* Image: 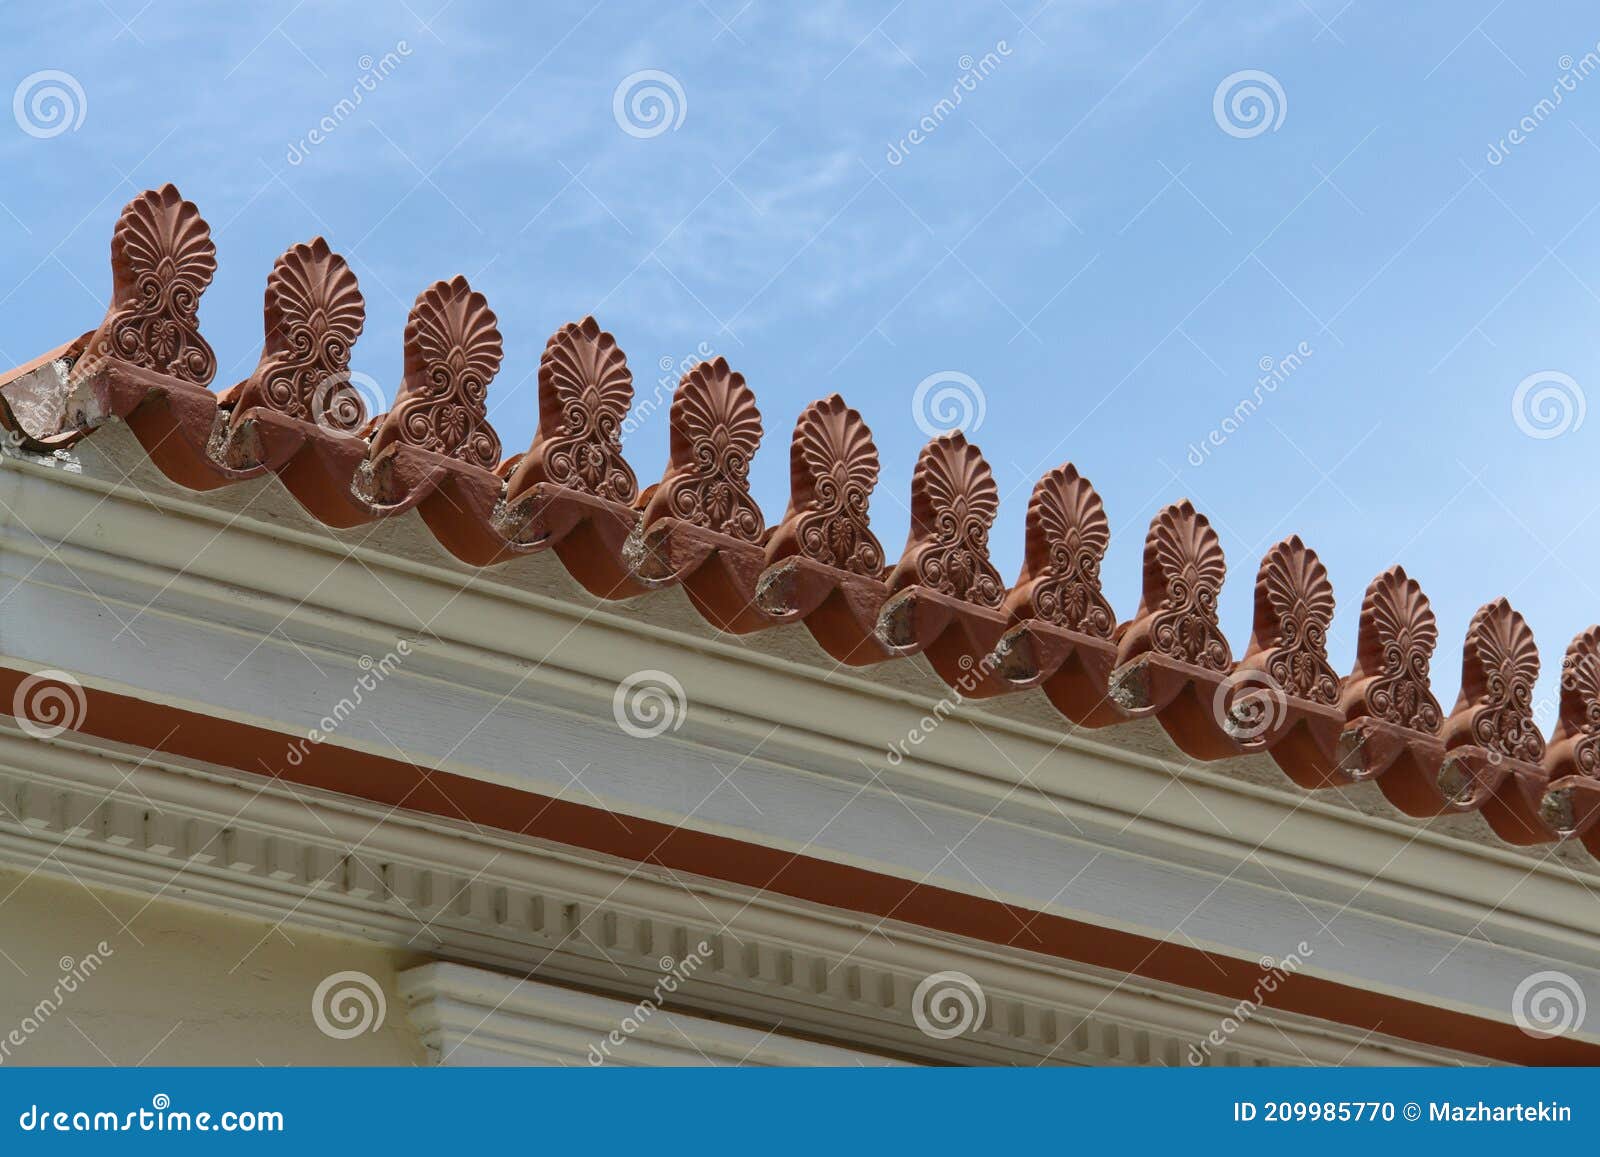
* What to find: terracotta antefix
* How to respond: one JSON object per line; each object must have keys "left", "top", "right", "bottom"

{"left": 757, "top": 395, "right": 893, "bottom": 666}
{"left": 633, "top": 357, "right": 772, "bottom": 632}
{"left": 5, "top": 181, "right": 1600, "bottom": 855}
{"left": 1433, "top": 599, "right": 1547, "bottom": 833}
{"left": 222, "top": 238, "right": 366, "bottom": 429}
{"left": 989, "top": 464, "right": 1121, "bottom": 726}
{"left": 497, "top": 316, "right": 649, "bottom": 599}
{"left": 1544, "top": 627, "right": 1600, "bottom": 850}
{"left": 369, "top": 275, "right": 503, "bottom": 471}
{"left": 1108, "top": 500, "right": 1240, "bottom": 759}
{"left": 506, "top": 315, "right": 638, "bottom": 506}
{"left": 1233, "top": 537, "right": 1347, "bottom": 786}
{"left": 877, "top": 433, "right": 1012, "bottom": 697}
{"left": 78, "top": 183, "right": 217, "bottom": 388}
{"left": 1335, "top": 567, "right": 1448, "bottom": 811}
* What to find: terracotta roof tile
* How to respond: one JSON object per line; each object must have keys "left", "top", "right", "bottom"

{"left": 10, "top": 184, "right": 1600, "bottom": 860}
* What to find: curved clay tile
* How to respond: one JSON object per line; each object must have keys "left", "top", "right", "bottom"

{"left": 1245, "top": 536, "right": 1338, "bottom": 705}
{"left": 77, "top": 183, "right": 216, "bottom": 386}
{"left": 222, "top": 238, "right": 365, "bottom": 428}
{"left": 887, "top": 433, "right": 1003, "bottom": 608}
{"left": 1003, "top": 464, "right": 1114, "bottom": 637}
{"left": 505, "top": 316, "right": 638, "bottom": 505}
{"left": 641, "top": 357, "right": 764, "bottom": 542}
{"left": 766, "top": 394, "right": 884, "bottom": 576}
{"left": 369, "top": 276, "right": 503, "bottom": 470}
{"left": 1341, "top": 566, "right": 1442, "bottom": 734}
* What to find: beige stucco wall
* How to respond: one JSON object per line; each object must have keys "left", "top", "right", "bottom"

{"left": 0, "top": 867, "right": 426, "bottom": 1065}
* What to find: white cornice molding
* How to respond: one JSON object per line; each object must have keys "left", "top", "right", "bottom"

{"left": 1, "top": 439, "right": 1596, "bottom": 937}
{"left": 0, "top": 432, "right": 1594, "bottom": 1058}
{"left": 399, "top": 963, "right": 908, "bottom": 1067}
{"left": 0, "top": 726, "right": 1476, "bottom": 1067}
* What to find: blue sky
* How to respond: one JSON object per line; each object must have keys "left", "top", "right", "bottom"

{"left": 3, "top": 0, "right": 1600, "bottom": 715}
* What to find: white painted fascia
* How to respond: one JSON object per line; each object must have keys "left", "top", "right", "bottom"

{"left": 0, "top": 726, "right": 1471, "bottom": 1066}
{"left": 0, "top": 430, "right": 1595, "bottom": 1047}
